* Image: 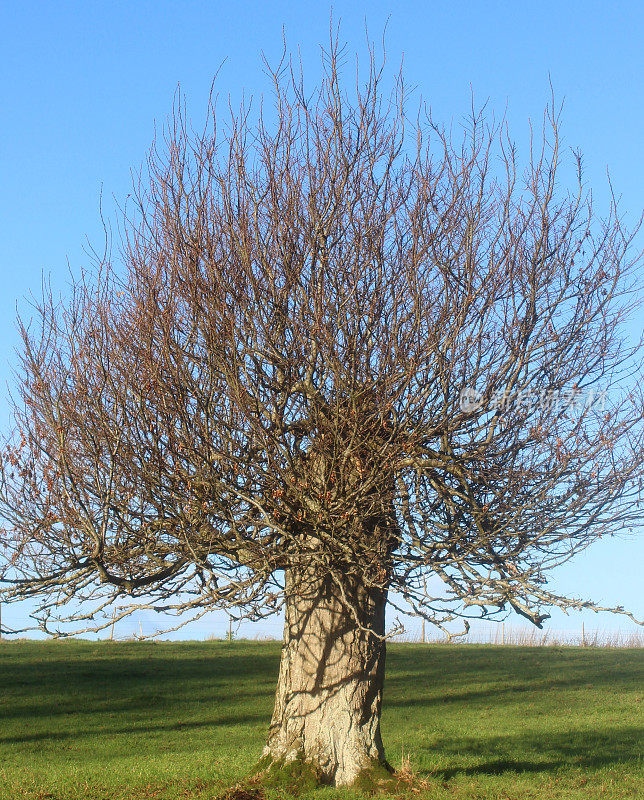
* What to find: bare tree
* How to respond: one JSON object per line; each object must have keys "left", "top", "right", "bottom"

{"left": 1, "top": 37, "right": 643, "bottom": 785}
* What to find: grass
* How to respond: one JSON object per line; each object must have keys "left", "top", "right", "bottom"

{"left": 0, "top": 639, "right": 641, "bottom": 799}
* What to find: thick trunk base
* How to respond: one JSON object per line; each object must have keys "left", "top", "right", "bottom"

{"left": 264, "top": 567, "right": 389, "bottom": 786}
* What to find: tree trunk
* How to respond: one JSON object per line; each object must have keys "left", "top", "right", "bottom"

{"left": 263, "top": 565, "right": 389, "bottom": 786}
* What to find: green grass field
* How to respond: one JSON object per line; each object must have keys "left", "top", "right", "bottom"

{"left": 0, "top": 640, "right": 641, "bottom": 799}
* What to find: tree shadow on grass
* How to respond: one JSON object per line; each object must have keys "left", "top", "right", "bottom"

{"left": 422, "top": 727, "right": 644, "bottom": 779}
{"left": 0, "top": 641, "right": 278, "bottom": 759}
{"left": 384, "top": 645, "right": 643, "bottom": 779}
{"left": 0, "top": 641, "right": 280, "bottom": 723}
{"left": 385, "top": 645, "right": 644, "bottom": 707}
{"left": 0, "top": 713, "right": 266, "bottom": 745}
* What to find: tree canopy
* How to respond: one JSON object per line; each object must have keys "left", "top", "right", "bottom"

{"left": 1, "top": 42, "right": 643, "bottom": 640}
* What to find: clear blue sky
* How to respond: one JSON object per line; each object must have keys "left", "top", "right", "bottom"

{"left": 0, "top": 1, "right": 642, "bottom": 639}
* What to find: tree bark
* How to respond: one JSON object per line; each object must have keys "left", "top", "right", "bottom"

{"left": 263, "top": 565, "right": 389, "bottom": 786}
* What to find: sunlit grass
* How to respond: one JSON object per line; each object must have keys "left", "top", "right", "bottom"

{"left": 0, "top": 640, "right": 641, "bottom": 798}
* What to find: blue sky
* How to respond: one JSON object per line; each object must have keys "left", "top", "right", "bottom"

{"left": 0, "top": 1, "right": 642, "bottom": 639}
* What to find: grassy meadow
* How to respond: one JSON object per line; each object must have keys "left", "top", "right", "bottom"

{"left": 0, "top": 639, "right": 642, "bottom": 799}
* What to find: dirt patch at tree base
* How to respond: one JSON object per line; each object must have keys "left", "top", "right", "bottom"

{"left": 215, "top": 783, "right": 267, "bottom": 800}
